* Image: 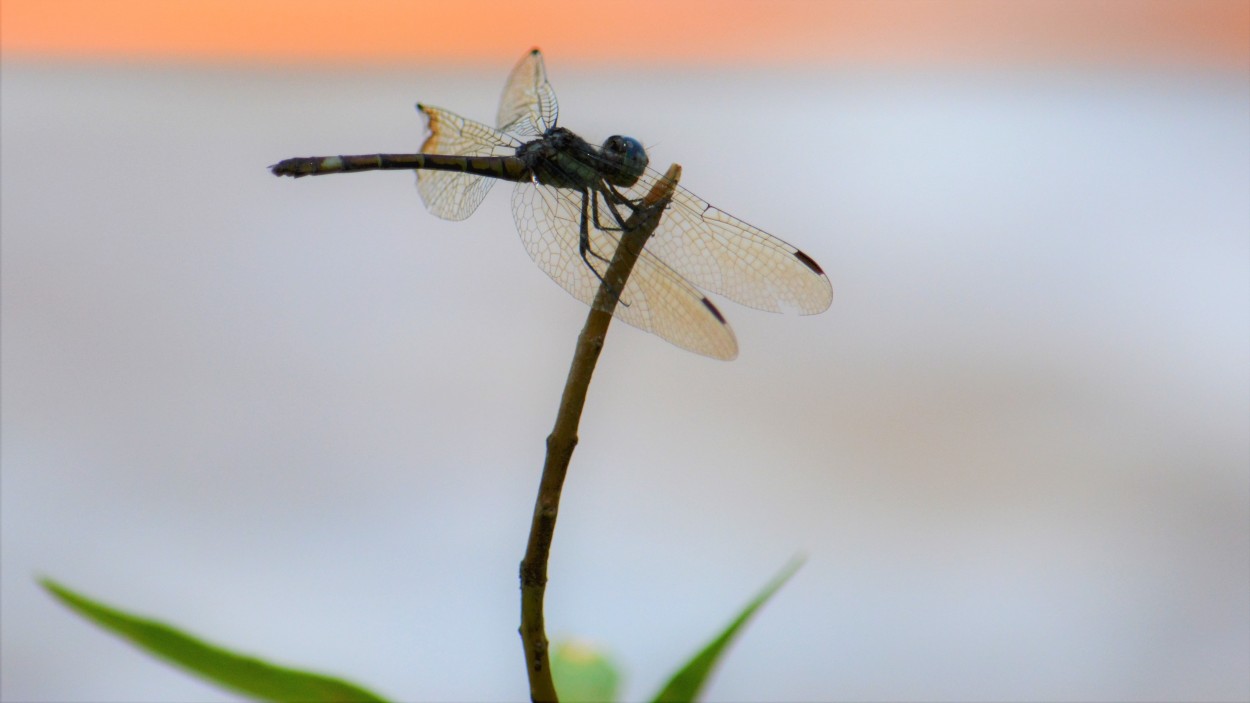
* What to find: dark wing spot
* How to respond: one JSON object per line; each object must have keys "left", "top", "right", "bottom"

{"left": 701, "top": 297, "right": 728, "bottom": 325}
{"left": 792, "top": 249, "right": 824, "bottom": 275}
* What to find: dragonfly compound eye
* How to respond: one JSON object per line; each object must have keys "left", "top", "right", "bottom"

{"left": 601, "top": 135, "right": 649, "bottom": 187}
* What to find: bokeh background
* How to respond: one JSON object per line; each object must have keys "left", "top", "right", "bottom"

{"left": 3, "top": 1, "right": 1248, "bottom": 701}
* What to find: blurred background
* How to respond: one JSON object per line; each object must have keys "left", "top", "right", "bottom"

{"left": 3, "top": 1, "right": 1247, "bottom": 701}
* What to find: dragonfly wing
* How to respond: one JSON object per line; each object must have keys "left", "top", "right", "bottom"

{"left": 416, "top": 105, "right": 518, "bottom": 221}
{"left": 497, "top": 49, "right": 559, "bottom": 137}
{"left": 512, "top": 182, "right": 738, "bottom": 360}
{"left": 620, "top": 169, "right": 833, "bottom": 315}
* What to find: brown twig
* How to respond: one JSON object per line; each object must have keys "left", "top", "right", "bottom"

{"left": 518, "top": 164, "right": 683, "bottom": 702}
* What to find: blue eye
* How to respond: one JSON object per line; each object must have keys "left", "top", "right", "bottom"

{"left": 602, "top": 135, "right": 648, "bottom": 187}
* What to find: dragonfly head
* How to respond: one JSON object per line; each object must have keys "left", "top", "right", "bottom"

{"left": 600, "top": 135, "right": 648, "bottom": 187}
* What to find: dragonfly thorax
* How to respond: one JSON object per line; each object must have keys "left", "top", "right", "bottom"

{"left": 515, "top": 127, "right": 648, "bottom": 191}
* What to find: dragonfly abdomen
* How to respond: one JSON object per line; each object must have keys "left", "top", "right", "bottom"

{"left": 271, "top": 153, "right": 530, "bottom": 181}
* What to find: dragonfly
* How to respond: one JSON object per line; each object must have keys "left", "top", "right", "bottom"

{"left": 271, "top": 49, "right": 832, "bottom": 360}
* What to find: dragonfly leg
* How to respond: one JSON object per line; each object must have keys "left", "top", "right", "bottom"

{"left": 592, "top": 189, "right": 646, "bottom": 304}
{"left": 591, "top": 185, "right": 640, "bottom": 234}
{"left": 577, "top": 190, "right": 612, "bottom": 277}
{"left": 579, "top": 189, "right": 615, "bottom": 269}
{"left": 577, "top": 189, "right": 632, "bottom": 307}
{"left": 607, "top": 183, "right": 641, "bottom": 216}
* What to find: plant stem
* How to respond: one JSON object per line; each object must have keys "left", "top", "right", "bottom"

{"left": 518, "top": 164, "right": 683, "bottom": 702}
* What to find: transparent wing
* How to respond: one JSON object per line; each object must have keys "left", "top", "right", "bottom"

{"left": 614, "top": 168, "right": 834, "bottom": 315}
{"left": 416, "top": 105, "right": 520, "bottom": 221}
{"left": 512, "top": 182, "right": 739, "bottom": 360}
{"left": 497, "top": 48, "right": 559, "bottom": 136}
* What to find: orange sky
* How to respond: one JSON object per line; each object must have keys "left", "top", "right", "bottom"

{"left": 3, "top": 0, "right": 1248, "bottom": 69}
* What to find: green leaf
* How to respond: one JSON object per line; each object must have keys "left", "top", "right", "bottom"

{"left": 40, "top": 578, "right": 389, "bottom": 703}
{"left": 551, "top": 639, "right": 623, "bottom": 702}
{"left": 650, "top": 556, "right": 805, "bottom": 703}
